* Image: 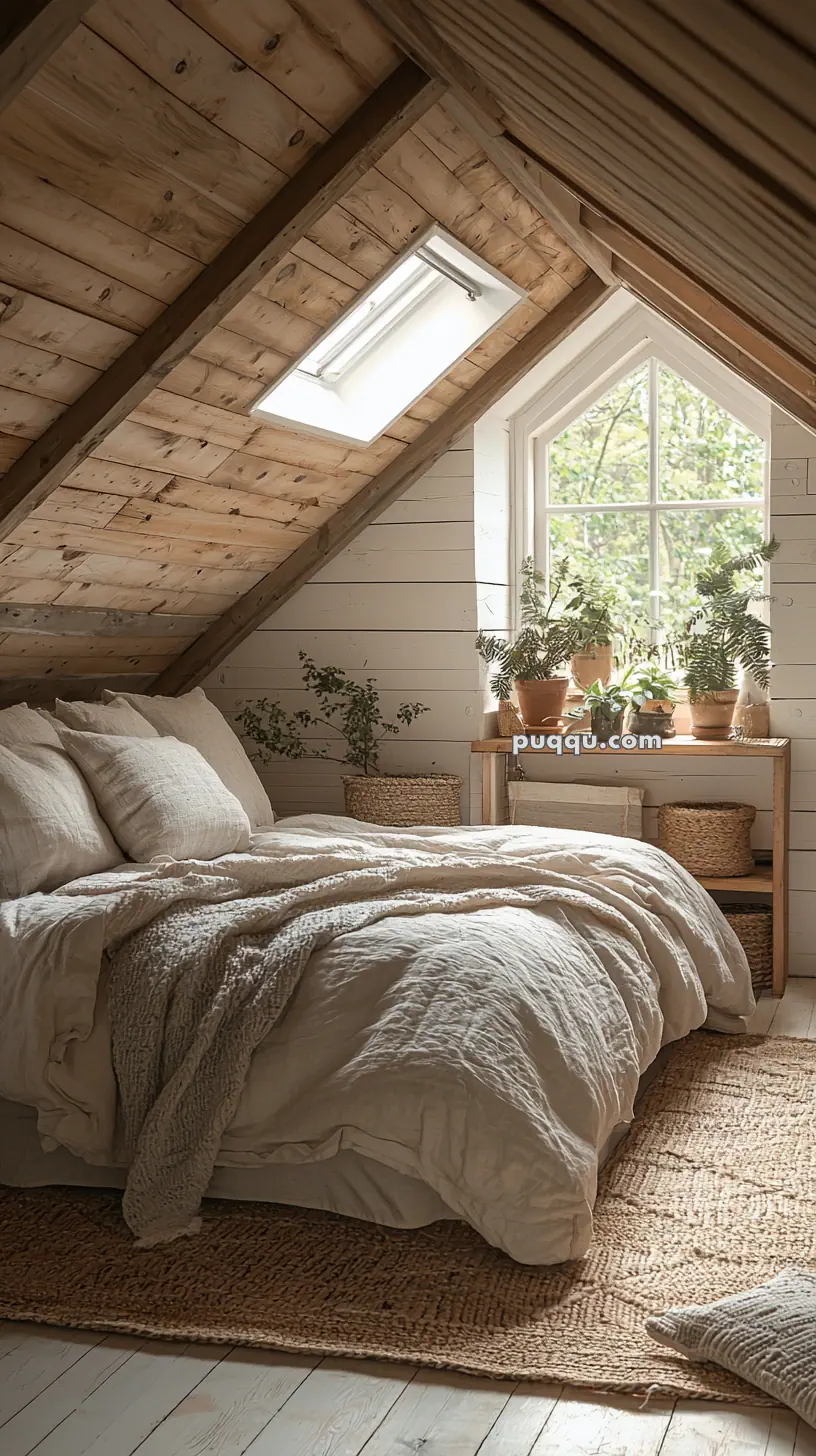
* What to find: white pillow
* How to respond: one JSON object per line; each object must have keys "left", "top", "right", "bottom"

{"left": 0, "top": 742, "right": 122, "bottom": 896}
{"left": 60, "top": 730, "right": 251, "bottom": 862}
{"left": 54, "top": 698, "right": 158, "bottom": 736}
{"left": 103, "top": 687, "right": 274, "bottom": 829}
{"left": 646, "top": 1268, "right": 816, "bottom": 1425}
{"left": 0, "top": 703, "right": 63, "bottom": 748}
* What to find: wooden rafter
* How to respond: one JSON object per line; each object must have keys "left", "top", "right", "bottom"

{"left": 364, "top": 0, "right": 614, "bottom": 283}
{"left": 152, "top": 275, "right": 612, "bottom": 696}
{"left": 0, "top": 59, "right": 443, "bottom": 543}
{"left": 0, "top": 1, "right": 91, "bottom": 113}
{"left": 616, "top": 261, "right": 816, "bottom": 433}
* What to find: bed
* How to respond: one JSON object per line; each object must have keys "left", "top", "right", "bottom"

{"left": 0, "top": 814, "right": 755, "bottom": 1265}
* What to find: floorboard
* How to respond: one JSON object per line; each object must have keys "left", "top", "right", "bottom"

{"left": 1, "top": 979, "right": 814, "bottom": 1455}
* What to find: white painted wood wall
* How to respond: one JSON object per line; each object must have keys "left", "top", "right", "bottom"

{"left": 205, "top": 430, "right": 494, "bottom": 824}
{"left": 769, "top": 405, "right": 816, "bottom": 975}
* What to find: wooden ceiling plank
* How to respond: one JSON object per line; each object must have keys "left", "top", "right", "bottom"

{"left": 84, "top": 0, "right": 329, "bottom": 173}
{"left": 0, "top": 1, "right": 91, "bottom": 113}
{"left": 545, "top": 0, "right": 816, "bottom": 208}
{"left": 364, "top": 0, "right": 615, "bottom": 282}
{"left": 0, "top": 59, "right": 442, "bottom": 542}
{"left": 6, "top": 517, "right": 290, "bottom": 572}
{"left": 409, "top": 0, "right": 816, "bottom": 351}
{"left": 152, "top": 273, "right": 612, "bottom": 695}
{"left": 0, "top": 602, "right": 213, "bottom": 637}
{"left": 616, "top": 261, "right": 816, "bottom": 433}
{"left": 0, "top": 283, "right": 133, "bottom": 370}
{"left": 583, "top": 209, "right": 816, "bottom": 408}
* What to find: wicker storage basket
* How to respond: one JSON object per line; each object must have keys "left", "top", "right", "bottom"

{"left": 498, "top": 700, "right": 523, "bottom": 736}
{"left": 343, "top": 773, "right": 461, "bottom": 827}
{"left": 657, "top": 801, "right": 755, "bottom": 877}
{"left": 721, "top": 903, "right": 773, "bottom": 995}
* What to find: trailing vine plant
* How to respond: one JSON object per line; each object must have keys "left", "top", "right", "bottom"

{"left": 236, "top": 652, "right": 429, "bottom": 776}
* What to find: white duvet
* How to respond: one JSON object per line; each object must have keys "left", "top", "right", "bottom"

{"left": 0, "top": 817, "right": 754, "bottom": 1263}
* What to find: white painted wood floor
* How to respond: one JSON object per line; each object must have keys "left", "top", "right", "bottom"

{"left": 2, "top": 981, "right": 815, "bottom": 1456}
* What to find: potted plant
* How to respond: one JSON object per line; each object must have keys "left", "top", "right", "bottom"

{"left": 672, "top": 540, "right": 778, "bottom": 740}
{"left": 580, "top": 678, "right": 630, "bottom": 743}
{"left": 236, "top": 654, "right": 461, "bottom": 825}
{"left": 477, "top": 557, "right": 583, "bottom": 728}
{"left": 627, "top": 664, "right": 678, "bottom": 739}
{"left": 565, "top": 568, "right": 619, "bottom": 690}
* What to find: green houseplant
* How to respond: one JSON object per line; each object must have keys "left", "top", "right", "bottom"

{"left": 627, "top": 663, "right": 679, "bottom": 739}
{"left": 580, "top": 677, "right": 630, "bottom": 743}
{"left": 235, "top": 654, "right": 461, "bottom": 825}
{"left": 564, "top": 569, "right": 620, "bottom": 689}
{"left": 476, "top": 557, "right": 583, "bottom": 727}
{"left": 672, "top": 540, "right": 778, "bottom": 740}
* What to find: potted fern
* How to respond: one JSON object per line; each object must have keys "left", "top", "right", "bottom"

{"left": 673, "top": 541, "right": 778, "bottom": 740}
{"left": 477, "top": 557, "right": 583, "bottom": 728}
{"left": 565, "top": 569, "right": 619, "bottom": 690}
{"left": 236, "top": 654, "right": 461, "bottom": 825}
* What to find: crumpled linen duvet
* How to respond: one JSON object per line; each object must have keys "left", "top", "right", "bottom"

{"left": 0, "top": 817, "right": 754, "bottom": 1264}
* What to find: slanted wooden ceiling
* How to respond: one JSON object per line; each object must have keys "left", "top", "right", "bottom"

{"left": 0, "top": 0, "right": 605, "bottom": 705}
{"left": 368, "top": 0, "right": 816, "bottom": 422}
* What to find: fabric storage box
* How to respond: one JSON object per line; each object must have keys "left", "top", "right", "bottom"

{"left": 508, "top": 782, "right": 644, "bottom": 838}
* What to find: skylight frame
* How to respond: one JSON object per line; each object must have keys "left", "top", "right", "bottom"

{"left": 251, "top": 224, "right": 528, "bottom": 447}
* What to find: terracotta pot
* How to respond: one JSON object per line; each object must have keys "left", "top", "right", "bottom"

{"left": 515, "top": 676, "right": 569, "bottom": 728}
{"left": 734, "top": 701, "right": 771, "bottom": 739}
{"left": 571, "top": 643, "right": 614, "bottom": 691}
{"left": 689, "top": 688, "right": 739, "bottom": 741}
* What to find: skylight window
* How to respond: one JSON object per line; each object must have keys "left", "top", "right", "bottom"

{"left": 252, "top": 226, "right": 527, "bottom": 447}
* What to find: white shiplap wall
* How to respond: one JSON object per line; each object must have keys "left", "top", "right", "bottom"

{"left": 770, "top": 405, "right": 816, "bottom": 975}
{"left": 204, "top": 431, "right": 493, "bottom": 822}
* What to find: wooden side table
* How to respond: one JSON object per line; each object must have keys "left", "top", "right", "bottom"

{"left": 472, "top": 735, "right": 791, "bottom": 996}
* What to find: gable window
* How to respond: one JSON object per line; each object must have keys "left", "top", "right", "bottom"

{"left": 253, "top": 226, "right": 526, "bottom": 447}
{"left": 533, "top": 357, "right": 766, "bottom": 642}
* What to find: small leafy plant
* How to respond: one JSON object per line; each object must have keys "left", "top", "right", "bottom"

{"left": 672, "top": 541, "right": 778, "bottom": 700}
{"left": 236, "top": 652, "right": 429, "bottom": 776}
{"left": 476, "top": 556, "right": 583, "bottom": 700}
{"left": 581, "top": 677, "right": 631, "bottom": 717}
{"left": 627, "top": 663, "right": 678, "bottom": 710}
{"left": 564, "top": 568, "right": 619, "bottom": 649}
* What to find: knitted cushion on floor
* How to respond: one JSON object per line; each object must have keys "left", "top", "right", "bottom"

{"left": 646, "top": 1269, "right": 816, "bottom": 1424}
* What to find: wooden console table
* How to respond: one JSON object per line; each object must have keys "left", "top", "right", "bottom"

{"left": 472, "top": 735, "right": 791, "bottom": 996}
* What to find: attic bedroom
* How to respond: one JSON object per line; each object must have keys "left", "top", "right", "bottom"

{"left": 1, "top": 0, "right": 815, "bottom": 1448}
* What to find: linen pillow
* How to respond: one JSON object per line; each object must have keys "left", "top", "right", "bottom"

{"left": 0, "top": 703, "right": 63, "bottom": 748}
{"left": 60, "top": 730, "right": 251, "bottom": 862}
{"left": 0, "top": 742, "right": 122, "bottom": 896}
{"left": 646, "top": 1268, "right": 816, "bottom": 1425}
{"left": 103, "top": 686, "right": 275, "bottom": 829}
{"left": 54, "top": 697, "right": 158, "bottom": 737}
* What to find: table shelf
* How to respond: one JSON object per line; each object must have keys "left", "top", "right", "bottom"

{"left": 472, "top": 735, "right": 790, "bottom": 996}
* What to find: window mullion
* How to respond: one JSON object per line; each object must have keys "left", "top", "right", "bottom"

{"left": 648, "top": 357, "right": 660, "bottom": 643}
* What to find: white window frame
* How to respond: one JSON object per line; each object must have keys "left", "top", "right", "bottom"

{"left": 510, "top": 308, "right": 771, "bottom": 635}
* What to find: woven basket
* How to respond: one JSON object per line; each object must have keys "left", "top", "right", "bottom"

{"left": 722, "top": 903, "right": 773, "bottom": 995}
{"left": 657, "top": 801, "right": 756, "bottom": 877}
{"left": 498, "top": 700, "right": 523, "bottom": 736}
{"left": 343, "top": 773, "right": 461, "bottom": 827}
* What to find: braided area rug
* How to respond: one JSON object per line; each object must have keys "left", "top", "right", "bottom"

{"left": 1, "top": 1033, "right": 815, "bottom": 1401}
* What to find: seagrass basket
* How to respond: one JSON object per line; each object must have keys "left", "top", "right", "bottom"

{"left": 657, "top": 801, "right": 755, "bottom": 877}
{"left": 343, "top": 773, "right": 462, "bottom": 827}
{"left": 721, "top": 903, "right": 773, "bottom": 995}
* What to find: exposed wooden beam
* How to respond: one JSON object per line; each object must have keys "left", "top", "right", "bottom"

{"left": 365, "top": 0, "right": 615, "bottom": 283}
{"left": 583, "top": 209, "right": 816, "bottom": 406}
{"left": 0, "top": 2, "right": 91, "bottom": 113}
{"left": 0, "top": 60, "right": 443, "bottom": 543}
{"left": 152, "top": 275, "right": 613, "bottom": 696}
{"left": 0, "top": 674, "right": 153, "bottom": 708}
{"left": 616, "top": 260, "right": 816, "bottom": 433}
{"left": 0, "top": 603, "right": 213, "bottom": 637}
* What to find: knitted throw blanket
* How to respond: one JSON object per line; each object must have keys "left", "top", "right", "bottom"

{"left": 107, "top": 860, "right": 638, "bottom": 1246}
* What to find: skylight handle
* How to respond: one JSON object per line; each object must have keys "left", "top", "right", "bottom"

{"left": 417, "top": 245, "right": 482, "bottom": 301}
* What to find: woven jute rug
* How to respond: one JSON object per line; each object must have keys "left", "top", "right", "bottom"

{"left": 2, "top": 1033, "right": 815, "bottom": 1401}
